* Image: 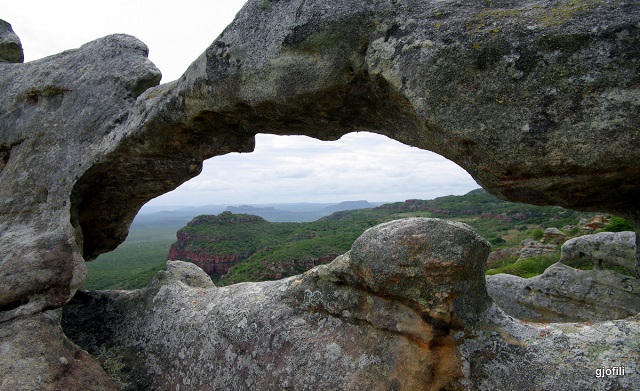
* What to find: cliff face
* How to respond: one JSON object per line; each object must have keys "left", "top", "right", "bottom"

{"left": 167, "top": 212, "right": 339, "bottom": 281}
{"left": 2, "top": 0, "right": 640, "bottom": 388}
{"left": 168, "top": 247, "right": 244, "bottom": 275}
{"left": 168, "top": 231, "right": 249, "bottom": 275}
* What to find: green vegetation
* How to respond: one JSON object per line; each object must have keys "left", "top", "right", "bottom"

{"left": 486, "top": 253, "right": 560, "bottom": 278}
{"left": 176, "top": 189, "right": 601, "bottom": 285}
{"left": 83, "top": 228, "right": 176, "bottom": 290}
{"left": 85, "top": 189, "right": 634, "bottom": 290}
{"left": 598, "top": 216, "right": 634, "bottom": 233}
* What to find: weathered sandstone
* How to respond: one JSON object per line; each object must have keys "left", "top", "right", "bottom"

{"left": 560, "top": 231, "right": 637, "bottom": 276}
{"left": 487, "top": 262, "right": 640, "bottom": 322}
{"left": 1, "top": 0, "right": 640, "bottom": 388}
{"left": 63, "top": 220, "right": 640, "bottom": 390}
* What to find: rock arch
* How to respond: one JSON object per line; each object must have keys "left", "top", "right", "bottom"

{"left": 1, "top": 0, "right": 640, "bottom": 388}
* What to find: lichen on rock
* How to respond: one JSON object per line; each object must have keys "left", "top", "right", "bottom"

{"left": 2, "top": 0, "right": 640, "bottom": 388}
{"left": 62, "top": 218, "right": 640, "bottom": 390}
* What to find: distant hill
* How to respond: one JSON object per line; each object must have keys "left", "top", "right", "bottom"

{"left": 320, "top": 200, "right": 379, "bottom": 213}
{"left": 132, "top": 200, "right": 385, "bottom": 228}
{"left": 168, "top": 189, "right": 597, "bottom": 286}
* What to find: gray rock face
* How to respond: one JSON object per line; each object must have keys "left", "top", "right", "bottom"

{"left": 63, "top": 221, "right": 640, "bottom": 390}
{"left": 2, "top": 0, "right": 640, "bottom": 388}
{"left": 63, "top": 220, "right": 491, "bottom": 390}
{"left": 518, "top": 238, "right": 559, "bottom": 260}
{"left": 0, "top": 32, "right": 161, "bottom": 389}
{"left": 0, "top": 20, "right": 23, "bottom": 63}
{"left": 487, "top": 263, "right": 640, "bottom": 322}
{"left": 0, "top": 33, "right": 161, "bottom": 324}
{"left": 560, "top": 231, "right": 637, "bottom": 276}
{"left": 347, "top": 218, "right": 491, "bottom": 326}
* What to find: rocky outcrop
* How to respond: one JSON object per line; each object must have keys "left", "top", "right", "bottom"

{"left": 0, "top": 32, "right": 161, "bottom": 325}
{"left": 579, "top": 214, "right": 611, "bottom": 233}
{"left": 2, "top": 0, "right": 640, "bottom": 388}
{"left": 167, "top": 249, "right": 244, "bottom": 275}
{"left": 0, "top": 20, "right": 22, "bottom": 63}
{"left": 487, "top": 262, "right": 640, "bottom": 322}
{"left": 62, "top": 219, "right": 640, "bottom": 390}
{"left": 0, "top": 28, "right": 163, "bottom": 388}
{"left": 518, "top": 238, "right": 559, "bottom": 260}
{"left": 167, "top": 213, "right": 265, "bottom": 274}
{"left": 516, "top": 228, "right": 569, "bottom": 260}
{"left": 560, "top": 231, "right": 637, "bottom": 276}
{"left": 168, "top": 231, "right": 249, "bottom": 275}
{"left": 543, "top": 227, "right": 569, "bottom": 244}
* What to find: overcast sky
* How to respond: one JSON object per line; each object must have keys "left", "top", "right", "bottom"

{"left": 2, "top": 1, "right": 479, "bottom": 208}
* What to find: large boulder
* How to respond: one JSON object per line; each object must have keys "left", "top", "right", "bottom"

{"left": 0, "top": 30, "right": 162, "bottom": 389}
{"left": 62, "top": 220, "right": 640, "bottom": 390}
{"left": 560, "top": 231, "right": 637, "bottom": 276}
{"left": 487, "top": 262, "right": 640, "bottom": 322}
{"left": 346, "top": 218, "right": 491, "bottom": 326}
{"left": 0, "top": 20, "right": 22, "bottom": 63}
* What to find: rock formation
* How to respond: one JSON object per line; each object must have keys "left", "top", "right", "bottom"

{"left": 63, "top": 219, "right": 640, "bottom": 390}
{"left": 0, "top": 20, "right": 23, "bottom": 63}
{"left": 167, "top": 212, "right": 340, "bottom": 280}
{"left": 517, "top": 238, "right": 560, "bottom": 260}
{"left": 168, "top": 231, "right": 250, "bottom": 275}
{"left": 487, "top": 262, "right": 640, "bottom": 322}
{"left": 2, "top": 0, "right": 640, "bottom": 388}
{"left": 560, "top": 231, "right": 637, "bottom": 276}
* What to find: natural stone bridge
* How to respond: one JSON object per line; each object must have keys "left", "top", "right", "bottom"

{"left": 1, "top": 0, "right": 639, "bottom": 389}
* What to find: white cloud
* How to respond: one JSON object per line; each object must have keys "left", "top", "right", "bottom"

{"left": 1, "top": 0, "right": 248, "bottom": 82}
{"left": 150, "top": 133, "right": 479, "bottom": 206}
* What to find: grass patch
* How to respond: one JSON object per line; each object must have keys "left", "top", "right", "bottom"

{"left": 486, "top": 252, "right": 560, "bottom": 278}
{"left": 83, "top": 227, "right": 176, "bottom": 290}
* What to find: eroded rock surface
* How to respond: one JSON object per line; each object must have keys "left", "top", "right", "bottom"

{"left": 0, "top": 20, "right": 22, "bottom": 63}
{"left": 2, "top": 0, "right": 640, "bottom": 388}
{"left": 62, "top": 219, "right": 640, "bottom": 390}
{"left": 487, "top": 262, "right": 640, "bottom": 322}
{"left": 0, "top": 310, "right": 117, "bottom": 391}
{"left": 560, "top": 231, "right": 637, "bottom": 276}
{"left": 0, "top": 33, "right": 161, "bottom": 324}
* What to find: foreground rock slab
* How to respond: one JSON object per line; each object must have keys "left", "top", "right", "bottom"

{"left": 63, "top": 219, "right": 640, "bottom": 390}
{"left": 0, "top": 310, "right": 117, "bottom": 391}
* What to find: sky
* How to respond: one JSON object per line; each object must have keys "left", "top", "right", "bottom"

{"left": 2, "top": 1, "right": 479, "bottom": 208}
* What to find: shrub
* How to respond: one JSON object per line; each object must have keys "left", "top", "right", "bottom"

{"left": 598, "top": 216, "right": 634, "bottom": 233}
{"left": 489, "top": 237, "right": 506, "bottom": 246}
{"left": 530, "top": 228, "right": 544, "bottom": 240}
{"left": 486, "top": 252, "right": 559, "bottom": 278}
